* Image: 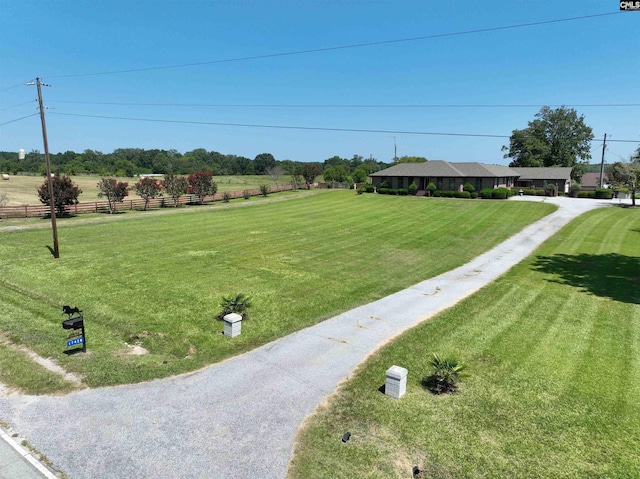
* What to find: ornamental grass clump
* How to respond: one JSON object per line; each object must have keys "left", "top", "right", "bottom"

{"left": 423, "top": 353, "right": 467, "bottom": 394}
{"left": 217, "top": 293, "right": 252, "bottom": 321}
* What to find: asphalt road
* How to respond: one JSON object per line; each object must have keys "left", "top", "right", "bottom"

{"left": 0, "top": 196, "right": 611, "bottom": 479}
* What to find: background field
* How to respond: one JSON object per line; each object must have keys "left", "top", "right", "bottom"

{"left": 288, "top": 206, "right": 640, "bottom": 479}
{"left": 0, "top": 191, "right": 554, "bottom": 393}
{"left": 0, "top": 174, "right": 293, "bottom": 205}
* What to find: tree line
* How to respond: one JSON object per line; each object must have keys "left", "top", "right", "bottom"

{"left": 0, "top": 148, "right": 388, "bottom": 180}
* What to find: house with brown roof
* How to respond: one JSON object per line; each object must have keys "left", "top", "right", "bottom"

{"left": 369, "top": 161, "right": 572, "bottom": 193}
{"left": 511, "top": 167, "right": 573, "bottom": 193}
{"left": 369, "top": 161, "right": 517, "bottom": 192}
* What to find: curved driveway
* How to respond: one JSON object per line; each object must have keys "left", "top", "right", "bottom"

{"left": 0, "top": 197, "right": 612, "bottom": 479}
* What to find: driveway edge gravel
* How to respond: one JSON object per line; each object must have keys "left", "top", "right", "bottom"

{"left": 0, "top": 197, "right": 612, "bottom": 479}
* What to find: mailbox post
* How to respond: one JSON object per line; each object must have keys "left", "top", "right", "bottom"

{"left": 62, "top": 308, "right": 86, "bottom": 353}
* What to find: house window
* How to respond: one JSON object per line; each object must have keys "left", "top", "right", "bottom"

{"left": 449, "top": 178, "right": 455, "bottom": 191}
{"left": 398, "top": 177, "right": 404, "bottom": 189}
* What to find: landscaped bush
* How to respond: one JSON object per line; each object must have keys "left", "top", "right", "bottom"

{"left": 259, "top": 184, "right": 270, "bottom": 197}
{"left": 595, "top": 188, "right": 612, "bottom": 199}
{"left": 377, "top": 188, "right": 390, "bottom": 195}
{"left": 578, "top": 191, "right": 595, "bottom": 198}
{"left": 433, "top": 190, "right": 442, "bottom": 197}
{"left": 363, "top": 184, "right": 375, "bottom": 193}
{"left": 492, "top": 188, "right": 507, "bottom": 199}
{"left": 217, "top": 293, "right": 252, "bottom": 321}
{"left": 455, "top": 191, "right": 471, "bottom": 198}
{"left": 463, "top": 182, "right": 475, "bottom": 193}
{"left": 442, "top": 190, "right": 456, "bottom": 198}
{"left": 545, "top": 184, "right": 558, "bottom": 197}
{"left": 523, "top": 189, "right": 537, "bottom": 196}
{"left": 536, "top": 190, "right": 547, "bottom": 196}
{"left": 422, "top": 353, "right": 467, "bottom": 395}
{"left": 570, "top": 183, "right": 581, "bottom": 198}
{"left": 480, "top": 188, "right": 493, "bottom": 199}
{"left": 408, "top": 182, "right": 418, "bottom": 195}
{"left": 379, "top": 181, "right": 390, "bottom": 189}
{"left": 427, "top": 183, "right": 436, "bottom": 197}
{"left": 470, "top": 192, "right": 478, "bottom": 199}
{"left": 398, "top": 188, "right": 409, "bottom": 196}
{"left": 356, "top": 186, "right": 365, "bottom": 195}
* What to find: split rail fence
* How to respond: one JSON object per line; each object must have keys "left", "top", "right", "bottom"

{"left": 0, "top": 184, "right": 299, "bottom": 219}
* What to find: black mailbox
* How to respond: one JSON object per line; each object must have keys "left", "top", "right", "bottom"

{"left": 62, "top": 316, "right": 84, "bottom": 330}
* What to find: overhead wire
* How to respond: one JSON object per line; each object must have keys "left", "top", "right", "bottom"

{"left": 0, "top": 113, "right": 39, "bottom": 127}
{"left": 44, "top": 12, "right": 623, "bottom": 79}
{"left": 48, "top": 111, "right": 640, "bottom": 143}
{"left": 46, "top": 100, "right": 640, "bottom": 109}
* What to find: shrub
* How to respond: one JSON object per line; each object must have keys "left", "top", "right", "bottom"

{"left": 595, "top": 188, "right": 612, "bottom": 199}
{"left": 243, "top": 189, "right": 251, "bottom": 200}
{"left": 408, "top": 182, "right": 418, "bottom": 195}
{"left": 423, "top": 353, "right": 466, "bottom": 394}
{"left": 492, "top": 189, "right": 507, "bottom": 199}
{"left": 426, "top": 183, "right": 437, "bottom": 197}
{"left": 524, "top": 189, "right": 537, "bottom": 196}
{"left": 38, "top": 171, "right": 83, "bottom": 216}
{"left": 398, "top": 188, "right": 409, "bottom": 196}
{"left": 455, "top": 191, "right": 471, "bottom": 198}
{"left": 223, "top": 191, "right": 231, "bottom": 203}
{"left": 363, "top": 184, "right": 375, "bottom": 193}
{"left": 470, "top": 192, "right": 478, "bottom": 199}
{"left": 217, "top": 293, "right": 252, "bottom": 321}
{"left": 536, "top": 189, "right": 547, "bottom": 196}
{"left": 442, "top": 190, "right": 455, "bottom": 197}
{"left": 463, "top": 182, "right": 475, "bottom": 193}
{"left": 259, "top": 184, "right": 270, "bottom": 197}
{"left": 578, "top": 191, "right": 594, "bottom": 198}
{"left": 545, "top": 183, "right": 558, "bottom": 197}
{"left": 379, "top": 181, "right": 390, "bottom": 188}
{"left": 377, "top": 188, "right": 390, "bottom": 195}
{"left": 357, "top": 186, "right": 365, "bottom": 195}
{"left": 480, "top": 188, "right": 493, "bottom": 199}
{"left": 570, "top": 183, "right": 581, "bottom": 198}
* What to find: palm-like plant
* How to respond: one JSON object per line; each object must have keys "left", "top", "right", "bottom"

{"left": 217, "top": 293, "right": 252, "bottom": 320}
{"left": 425, "top": 353, "right": 466, "bottom": 394}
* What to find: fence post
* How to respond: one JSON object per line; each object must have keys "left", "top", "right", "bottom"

{"left": 24, "top": 205, "right": 28, "bottom": 217}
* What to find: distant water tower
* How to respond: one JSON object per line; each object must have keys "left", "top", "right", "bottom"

{"left": 18, "top": 149, "right": 26, "bottom": 160}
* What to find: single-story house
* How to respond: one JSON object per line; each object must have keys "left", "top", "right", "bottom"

{"left": 369, "top": 161, "right": 572, "bottom": 193}
{"left": 511, "top": 167, "right": 573, "bottom": 193}
{"left": 580, "top": 172, "right": 608, "bottom": 191}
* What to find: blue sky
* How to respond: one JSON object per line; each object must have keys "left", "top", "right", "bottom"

{"left": 1, "top": 0, "right": 638, "bottom": 165}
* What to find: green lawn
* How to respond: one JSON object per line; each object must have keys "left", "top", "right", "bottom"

{"left": 288, "top": 206, "right": 640, "bottom": 479}
{"left": 0, "top": 191, "right": 554, "bottom": 393}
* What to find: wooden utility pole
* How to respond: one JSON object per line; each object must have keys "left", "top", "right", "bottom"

{"left": 32, "top": 78, "right": 60, "bottom": 258}
{"left": 599, "top": 133, "right": 607, "bottom": 189}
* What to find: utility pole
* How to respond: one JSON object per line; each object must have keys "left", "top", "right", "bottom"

{"left": 28, "top": 78, "right": 59, "bottom": 258}
{"left": 599, "top": 133, "right": 607, "bottom": 189}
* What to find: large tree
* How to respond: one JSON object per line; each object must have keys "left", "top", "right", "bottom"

{"left": 607, "top": 162, "right": 640, "bottom": 207}
{"left": 37, "top": 171, "right": 82, "bottom": 216}
{"left": 253, "top": 153, "right": 276, "bottom": 175}
{"left": 502, "top": 106, "right": 594, "bottom": 168}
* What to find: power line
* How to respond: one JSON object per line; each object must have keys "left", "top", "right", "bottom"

{"left": 0, "top": 112, "right": 39, "bottom": 126}
{"left": 47, "top": 100, "right": 640, "bottom": 109}
{"left": 0, "top": 100, "right": 36, "bottom": 111}
{"left": 50, "top": 111, "right": 511, "bottom": 138}
{"left": 48, "top": 111, "right": 640, "bottom": 143}
{"left": 45, "top": 12, "right": 623, "bottom": 79}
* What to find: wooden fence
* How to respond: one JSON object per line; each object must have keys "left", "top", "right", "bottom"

{"left": 0, "top": 184, "right": 299, "bottom": 219}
